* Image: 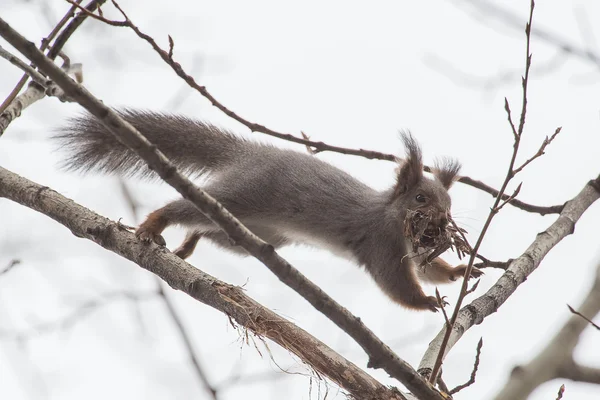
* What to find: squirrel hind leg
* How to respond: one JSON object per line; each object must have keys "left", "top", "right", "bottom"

{"left": 200, "top": 227, "right": 290, "bottom": 256}
{"left": 173, "top": 230, "right": 204, "bottom": 259}
{"left": 136, "top": 209, "right": 168, "bottom": 246}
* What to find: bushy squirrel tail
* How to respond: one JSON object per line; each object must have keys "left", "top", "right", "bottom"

{"left": 55, "top": 109, "right": 255, "bottom": 178}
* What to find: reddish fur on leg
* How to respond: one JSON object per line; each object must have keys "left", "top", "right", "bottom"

{"left": 136, "top": 209, "right": 168, "bottom": 246}
{"left": 173, "top": 231, "right": 203, "bottom": 259}
{"left": 418, "top": 257, "right": 483, "bottom": 283}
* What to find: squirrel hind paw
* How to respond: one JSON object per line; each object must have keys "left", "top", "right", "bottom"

{"left": 135, "top": 227, "right": 166, "bottom": 246}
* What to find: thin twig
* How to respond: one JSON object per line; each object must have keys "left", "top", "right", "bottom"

{"left": 513, "top": 127, "right": 562, "bottom": 175}
{"left": 62, "top": 0, "right": 564, "bottom": 217}
{"left": 0, "top": 0, "right": 106, "bottom": 136}
{"left": 465, "top": 279, "right": 480, "bottom": 295}
{"left": 567, "top": 304, "right": 600, "bottom": 331}
{"left": 0, "top": 259, "right": 21, "bottom": 276}
{"left": 474, "top": 255, "right": 512, "bottom": 270}
{"left": 555, "top": 384, "right": 565, "bottom": 400}
{"left": 429, "top": 0, "right": 537, "bottom": 383}
{"left": 435, "top": 288, "right": 450, "bottom": 327}
{"left": 0, "top": 45, "right": 49, "bottom": 85}
{"left": 493, "top": 182, "right": 522, "bottom": 213}
{"left": 449, "top": 338, "right": 483, "bottom": 394}
{"left": 0, "top": 0, "right": 83, "bottom": 114}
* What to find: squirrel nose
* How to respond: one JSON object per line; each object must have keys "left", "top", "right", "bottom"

{"left": 436, "top": 212, "right": 449, "bottom": 228}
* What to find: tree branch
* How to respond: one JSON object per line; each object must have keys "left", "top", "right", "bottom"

{"left": 0, "top": 165, "right": 408, "bottom": 400}
{"left": 418, "top": 174, "right": 600, "bottom": 379}
{"left": 0, "top": 0, "right": 106, "bottom": 136}
{"left": 494, "top": 259, "right": 600, "bottom": 399}
{"left": 0, "top": 17, "right": 442, "bottom": 399}
{"left": 428, "top": 0, "right": 538, "bottom": 383}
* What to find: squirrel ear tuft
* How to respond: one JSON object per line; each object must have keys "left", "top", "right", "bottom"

{"left": 432, "top": 157, "right": 461, "bottom": 189}
{"left": 394, "top": 131, "right": 423, "bottom": 196}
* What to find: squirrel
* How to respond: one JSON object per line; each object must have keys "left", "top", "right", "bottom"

{"left": 56, "top": 109, "right": 481, "bottom": 312}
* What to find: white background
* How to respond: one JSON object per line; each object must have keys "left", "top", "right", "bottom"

{"left": 1, "top": 0, "right": 599, "bottom": 399}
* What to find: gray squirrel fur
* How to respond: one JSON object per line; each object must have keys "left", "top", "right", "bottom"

{"left": 57, "top": 110, "right": 480, "bottom": 312}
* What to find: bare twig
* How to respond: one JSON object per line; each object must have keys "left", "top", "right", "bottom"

{"left": 493, "top": 182, "right": 522, "bottom": 213}
{"left": 0, "top": 0, "right": 106, "bottom": 136}
{"left": 0, "top": 259, "right": 21, "bottom": 276}
{"left": 0, "top": 45, "right": 49, "bottom": 86}
{"left": 567, "top": 304, "right": 600, "bottom": 331}
{"left": 435, "top": 288, "right": 450, "bottom": 327}
{"left": 429, "top": 0, "right": 537, "bottom": 383}
{"left": 449, "top": 338, "right": 483, "bottom": 394}
{"left": 555, "top": 384, "right": 565, "bottom": 400}
{"left": 475, "top": 255, "right": 513, "bottom": 270}
{"left": 0, "top": 18, "right": 436, "bottom": 399}
{"left": 513, "top": 127, "right": 561, "bottom": 175}
{"left": 465, "top": 279, "right": 480, "bottom": 295}
{"left": 62, "top": 0, "right": 564, "bottom": 217}
{"left": 0, "top": 0, "right": 82, "bottom": 114}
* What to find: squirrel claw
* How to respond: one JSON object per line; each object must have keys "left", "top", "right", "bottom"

{"left": 135, "top": 228, "right": 166, "bottom": 246}
{"left": 453, "top": 265, "right": 484, "bottom": 281}
{"left": 425, "top": 296, "right": 444, "bottom": 312}
{"left": 469, "top": 267, "right": 484, "bottom": 279}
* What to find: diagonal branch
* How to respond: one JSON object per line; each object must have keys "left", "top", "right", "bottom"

{"left": 494, "top": 259, "right": 600, "bottom": 399}
{"left": 0, "top": 17, "right": 442, "bottom": 400}
{"left": 418, "top": 174, "right": 600, "bottom": 379}
{"left": 0, "top": 165, "right": 405, "bottom": 400}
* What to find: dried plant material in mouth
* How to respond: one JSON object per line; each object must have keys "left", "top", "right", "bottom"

{"left": 446, "top": 222, "right": 470, "bottom": 260}
{"left": 404, "top": 210, "right": 470, "bottom": 261}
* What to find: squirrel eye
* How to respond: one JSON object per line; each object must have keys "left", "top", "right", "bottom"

{"left": 415, "top": 194, "right": 426, "bottom": 203}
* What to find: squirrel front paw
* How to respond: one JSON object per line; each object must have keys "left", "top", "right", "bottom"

{"left": 451, "top": 265, "right": 483, "bottom": 281}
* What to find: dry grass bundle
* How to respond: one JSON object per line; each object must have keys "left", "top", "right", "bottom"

{"left": 404, "top": 210, "right": 471, "bottom": 262}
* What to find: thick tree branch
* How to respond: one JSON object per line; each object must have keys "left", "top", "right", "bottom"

{"left": 494, "top": 260, "right": 600, "bottom": 399}
{"left": 0, "top": 166, "right": 406, "bottom": 400}
{"left": 0, "top": 18, "right": 443, "bottom": 399}
{"left": 418, "top": 174, "right": 600, "bottom": 378}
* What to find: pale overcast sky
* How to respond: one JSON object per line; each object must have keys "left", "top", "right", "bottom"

{"left": 1, "top": 1, "right": 599, "bottom": 399}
